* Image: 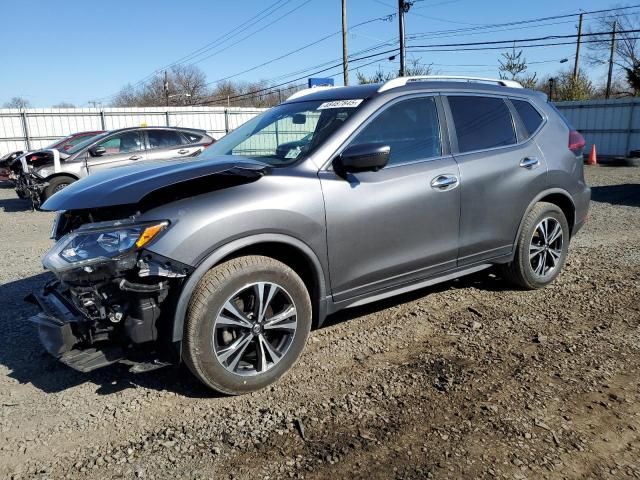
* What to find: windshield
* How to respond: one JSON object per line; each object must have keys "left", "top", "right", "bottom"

{"left": 44, "top": 135, "right": 73, "bottom": 150}
{"left": 202, "top": 99, "right": 364, "bottom": 166}
{"left": 66, "top": 132, "right": 108, "bottom": 155}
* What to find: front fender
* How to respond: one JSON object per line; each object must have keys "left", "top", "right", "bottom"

{"left": 170, "top": 233, "right": 328, "bottom": 343}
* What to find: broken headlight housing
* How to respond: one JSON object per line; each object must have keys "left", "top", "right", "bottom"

{"left": 43, "top": 219, "right": 169, "bottom": 273}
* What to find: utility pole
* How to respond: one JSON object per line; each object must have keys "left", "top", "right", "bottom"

{"left": 573, "top": 13, "right": 583, "bottom": 81}
{"left": 548, "top": 78, "right": 555, "bottom": 102}
{"left": 398, "top": 0, "right": 410, "bottom": 76}
{"left": 341, "top": 0, "right": 349, "bottom": 86}
{"left": 163, "top": 70, "right": 170, "bottom": 107}
{"left": 605, "top": 20, "right": 617, "bottom": 99}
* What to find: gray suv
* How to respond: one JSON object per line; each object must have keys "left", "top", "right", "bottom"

{"left": 19, "top": 126, "right": 214, "bottom": 206}
{"left": 29, "top": 76, "right": 590, "bottom": 395}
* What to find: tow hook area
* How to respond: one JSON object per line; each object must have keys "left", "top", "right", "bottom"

{"left": 26, "top": 282, "right": 174, "bottom": 374}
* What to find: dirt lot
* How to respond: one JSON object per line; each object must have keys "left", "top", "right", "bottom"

{"left": 0, "top": 166, "right": 638, "bottom": 480}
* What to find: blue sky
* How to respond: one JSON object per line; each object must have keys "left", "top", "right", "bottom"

{"left": 0, "top": 0, "right": 615, "bottom": 107}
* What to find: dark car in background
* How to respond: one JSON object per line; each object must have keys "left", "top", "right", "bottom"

{"left": 16, "top": 126, "right": 214, "bottom": 207}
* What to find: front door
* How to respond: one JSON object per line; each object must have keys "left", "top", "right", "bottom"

{"left": 87, "top": 131, "right": 146, "bottom": 173}
{"left": 320, "top": 95, "right": 461, "bottom": 303}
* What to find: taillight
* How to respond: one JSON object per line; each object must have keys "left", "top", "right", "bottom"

{"left": 569, "top": 130, "right": 585, "bottom": 155}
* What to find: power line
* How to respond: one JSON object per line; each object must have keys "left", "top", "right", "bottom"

{"left": 408, "top": 4, "right": 640, "bottom": 40}
{"left": 195, "top": 48, "right": 399, "bottom": 106}
{"left": 183, "top": 0, "right": 314, "bottom": 68}
{"left": 95, "top": 0, "right": 299, "bottom": 102}
{"left": 203, "top": 16, "right": 393, "bottom": 87}
{"left": 409, "top": 28, "right": 640, "bottom": 49}
{"left": 407, "top": 35, "right": 640, "bottom": 53}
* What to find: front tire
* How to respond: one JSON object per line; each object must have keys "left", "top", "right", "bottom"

{"left": 500, "top": 202, "right": 570, "bottom": 290}
{"left": 183, "top": 255, "right": 312, "bottom": 395}
{"left": 42, "top": 176, "right": 75, "bottom": 201}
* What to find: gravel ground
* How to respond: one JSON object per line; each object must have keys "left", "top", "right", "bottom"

{"left": 0, "top": 167, "right": 638, "bottom": 480}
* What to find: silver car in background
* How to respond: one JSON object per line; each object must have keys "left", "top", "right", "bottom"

{"left": 20, "top": 126, "right": 214, "bottom": 206}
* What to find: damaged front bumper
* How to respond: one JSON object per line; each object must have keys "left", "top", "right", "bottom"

{"left": 28, "top": 217, "right": 192, "bottom": 373}
{"left": 27, "top": 276, "right": 177, "bottom": 373}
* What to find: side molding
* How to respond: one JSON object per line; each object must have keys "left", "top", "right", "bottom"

{"left": 171, "top": 233, "right": 328, "bottom": 342}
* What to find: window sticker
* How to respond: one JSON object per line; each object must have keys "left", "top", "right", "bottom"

{"left": 317, "top": 99, "right": 363, "bottom": 110}
{"left": 284, "top": 146, "right": 302, "bottom": 159}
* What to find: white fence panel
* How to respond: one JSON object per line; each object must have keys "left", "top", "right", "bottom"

{"left": 555, "top": 98, "right": 640, "bottom": 157}
{"left": 0, "top": 106, "right": 266, "bottom": 155}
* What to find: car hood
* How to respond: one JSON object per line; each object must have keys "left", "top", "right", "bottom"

{"left": 41, "top": 156, "right": 271, "bottom": 211}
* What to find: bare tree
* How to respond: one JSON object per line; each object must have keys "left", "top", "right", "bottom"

{"left": 586, "top": 7, "right": 640, "bottom": 94}
{"left": 52, "top": 102, "right": 75, "bottom": 108}
{"left": 171, "top": 65, "right": 208, "bottom": 105}
{"left": 498, "top": 46, "right": 538, "bottom": 88}
{"left": 110, "top": 65, "right": 210, "bottom": 107}
{"left": 3, "top": 96, "right": 31, "bottom": 108}
{"left": 356, "top": 59, "right": 433, "bottom": 84}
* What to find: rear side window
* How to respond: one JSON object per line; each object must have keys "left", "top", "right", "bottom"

{"left": 349, "top": 96, "right": 441, "bottom": 166}
{"left": 147, "top": 130, "right": 184, "bottom": 149}
{"left": 512, "top": 99, "right": 544, "bottom": 136}
{"left": 448, "top": 96, "right": 516, "bottom": 153}
{"left": 183, "top": 132, "right": 204, "bottom": 143}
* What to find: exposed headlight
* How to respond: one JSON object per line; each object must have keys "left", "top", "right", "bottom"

{"left": 37, "top": 167, "right": 54, "bottom": 177}
{"left": 43, "top": 220, "right": 169, "bottom": 272}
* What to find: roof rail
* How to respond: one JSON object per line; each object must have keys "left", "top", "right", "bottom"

{"left": 286, "top": 86, "right": 338, "bottom": 101}
{"left": 377, "top": 76, "right": 523, "bottom": 93}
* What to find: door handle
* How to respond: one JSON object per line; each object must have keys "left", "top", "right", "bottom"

{"left": 430, "top": 174, "right": 458, "bottom": 190}
{"left": 129, "top": 155, "right": 142, "bottom": 161}
{"left": 520, "top": 157, "right": 539, "bottom": 169}
{"left": 177, "top": 149, "right": 189, "bottom": 154}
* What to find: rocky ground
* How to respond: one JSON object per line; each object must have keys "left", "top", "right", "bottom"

{"left": 0, "top": 166, "right": 638, "bottom": 480}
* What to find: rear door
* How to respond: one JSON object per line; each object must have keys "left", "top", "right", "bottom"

{"left": 87, "top": 131, "right": 146, "bottom": 173}
{"left": 445, "top": 94, "right": 547, "bottom": 266}
{"left": 144, "top": 129, "right": 199, "bottom": 162}
{"left": 320, "top": 95, "right": 461, "bottom": 303}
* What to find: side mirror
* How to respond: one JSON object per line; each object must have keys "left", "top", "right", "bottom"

{"left": 333, "top": 143, "right": 390, "bottom": 174}
{"left": 292, "top": 113, "right": 307, "bottom": 125}
{"left": 90, "top": 146, "right": 106, "bottom": 157}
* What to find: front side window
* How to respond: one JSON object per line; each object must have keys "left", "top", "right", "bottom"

{"left": 96, "top": 132, "right": 143, "bottom": 155}
{"left": 448, "top": 96, "right": 516, "bottom": 153}
{"left": 202, "top": 99, "right": 364, "bottom": 166}
{"left": 147, "top": 130, "right": 184, "bottom": 149}
{"left": 348, "top": 96, "right": 441, "bottom": 166}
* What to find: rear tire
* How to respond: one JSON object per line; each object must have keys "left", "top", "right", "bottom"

{"left": 500, "top": 202, "right": 570, "bottom": 290}
{"left": 183, "top": 255, "right": 312, "bottom": 395}
{"left": 42, "top": 176, "right": 75, "bottom": 201}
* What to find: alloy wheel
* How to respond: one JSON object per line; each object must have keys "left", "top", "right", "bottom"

{"left": 213, "top": 282, "right": 298, "bottom": 376}
{"left": 529, "top": 217, "right": 563, "bottom": 277}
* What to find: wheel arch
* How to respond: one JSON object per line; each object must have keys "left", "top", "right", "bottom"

{"left": 513, "top": 188, "right": 576, "bottom": 249}
{"left": 171, "top": 234, "right": 329, "bottom": 344}
{"left": 45, "top": 172, "right": 79, "bottom": 182}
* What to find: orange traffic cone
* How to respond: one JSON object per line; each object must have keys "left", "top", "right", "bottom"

{"left": 587, "top": 144, "right": 597, "bottom": 166}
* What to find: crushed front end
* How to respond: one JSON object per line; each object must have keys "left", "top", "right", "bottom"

{"left": 28, "top": 211, "right": 192, "bottom": 373}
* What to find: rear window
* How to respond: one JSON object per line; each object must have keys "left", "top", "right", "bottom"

{"left": 448, "top": 96, "right": 516, "bottom": 153}
{"left": 512, "top": 99, "right": 544, "bottom": 136}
